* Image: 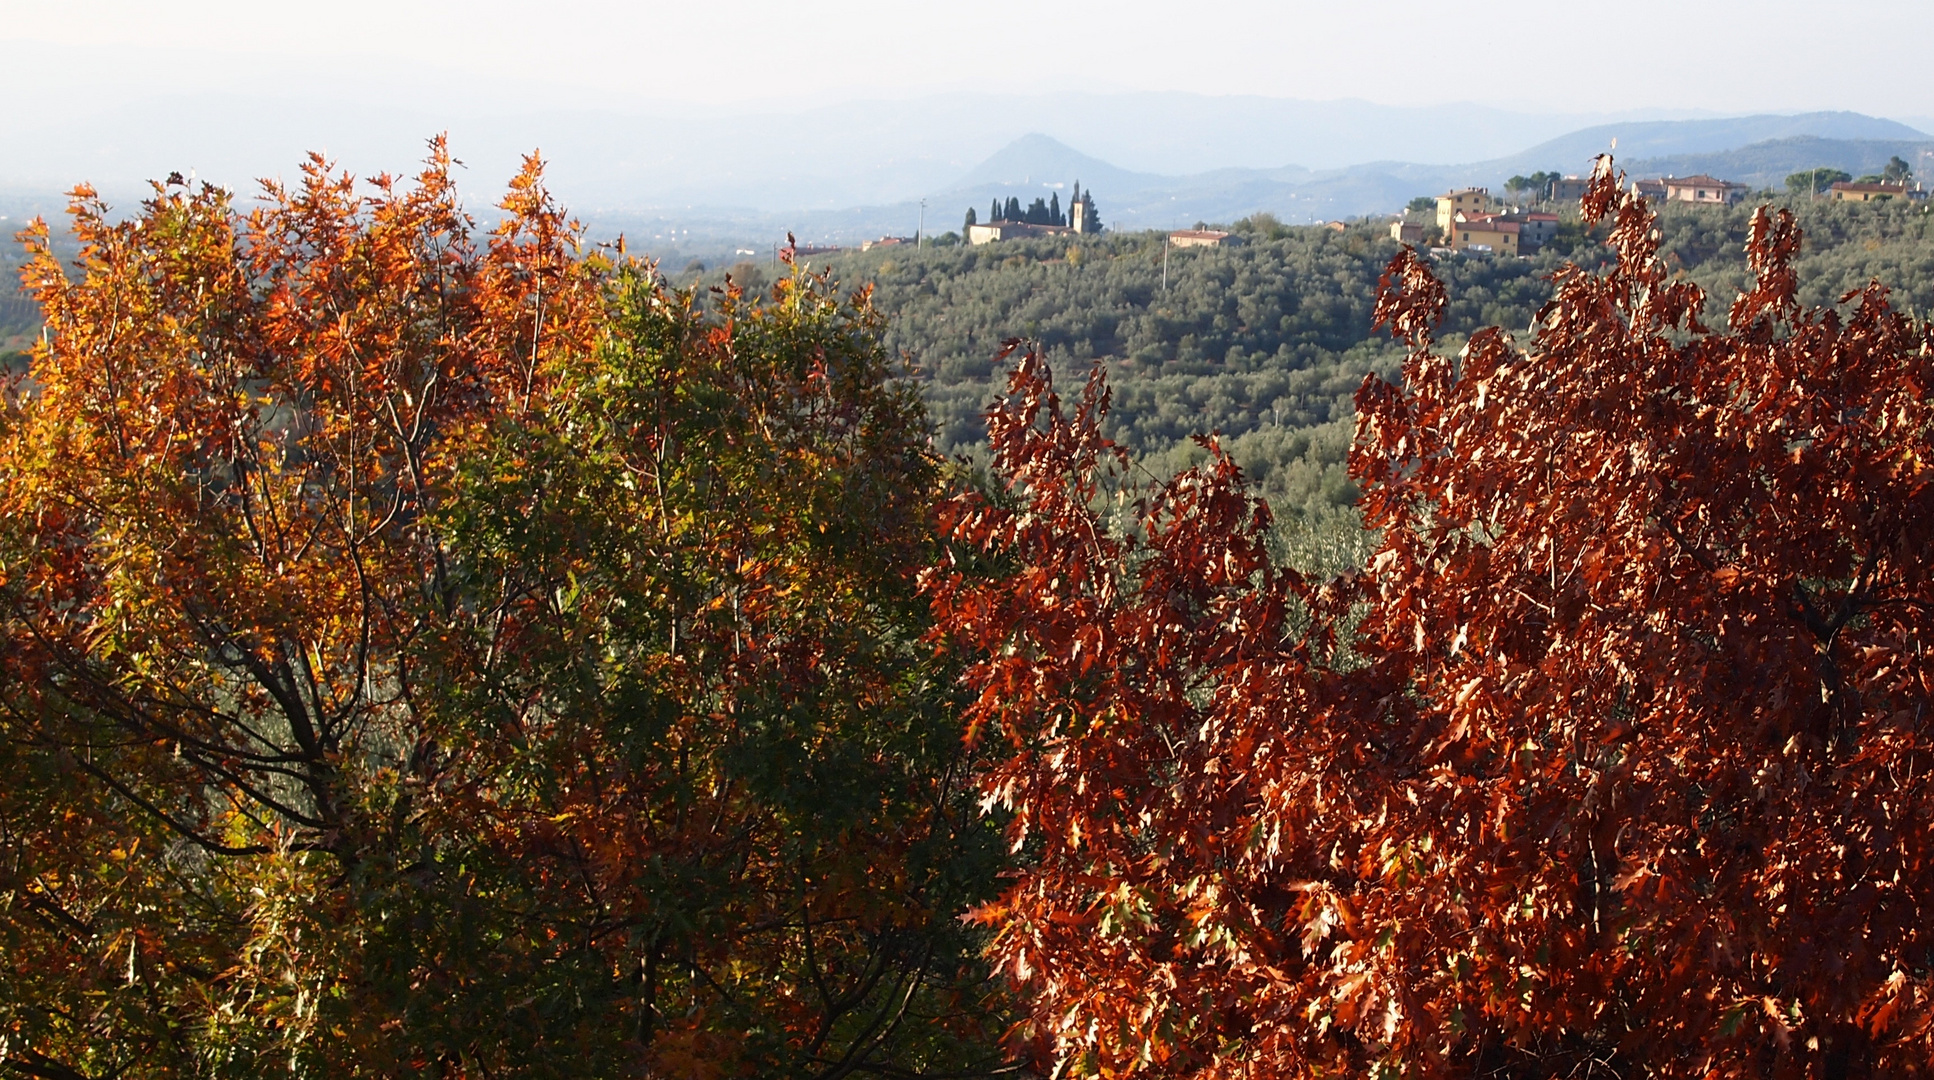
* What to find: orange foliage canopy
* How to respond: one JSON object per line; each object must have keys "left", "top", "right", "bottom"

{"left": 0, "top": 142, "right": 607, "bottom": 1073}
{"left": 0, "top": 146, "right": 1002, "bottom": 1076}
{"left": 927, "top": 159, "right": 1934, "bottom": 1077}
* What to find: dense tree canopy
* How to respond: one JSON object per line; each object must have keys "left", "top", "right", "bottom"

{"left": 1787, "top": 167, "right": 1853, "bottom": 194}
{"left": 7, "top": 131, "right": 1934, "bottom": 1080}
{"left": 0, "top": 148, "right": 1007, "bottom": 1078}
{"left": 928, "top": 159, "right": 1934, "bottom": 1077}
{"left": 752, "top": 193, "right": 1927, "bottom": 525}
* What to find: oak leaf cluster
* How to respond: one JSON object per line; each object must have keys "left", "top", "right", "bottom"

{"left": 928, "top": 159, "right": 1934, "bottom": 1078}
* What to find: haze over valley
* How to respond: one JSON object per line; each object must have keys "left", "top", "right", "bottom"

{"left": 4, "top": 74, "right": 1929, "bottom": 264}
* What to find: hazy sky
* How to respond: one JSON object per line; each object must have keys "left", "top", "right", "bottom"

{"left": 5, "top": 0, "right": 1932, "bottom": 118}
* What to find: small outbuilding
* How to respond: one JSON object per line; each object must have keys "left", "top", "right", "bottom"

{"left": 1168, "top": 229, "right": 1243, "bottom": 248}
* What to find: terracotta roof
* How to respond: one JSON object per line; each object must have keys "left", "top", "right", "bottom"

{"left": 1467, "top": 211, "right": 1555, "bottom": 224}
{"left": 1169, "top": 230, "right": 1233, "bottom": 240}
{"left": 1460, "top": 220, "right": 1520, "bottom": 234}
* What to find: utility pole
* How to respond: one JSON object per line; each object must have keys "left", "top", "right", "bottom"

{"left": 918, "top": 199, "right": 926, "bottom": 248}
{"left": 1162, "top": 241, "right": 1169, "bottom": 291}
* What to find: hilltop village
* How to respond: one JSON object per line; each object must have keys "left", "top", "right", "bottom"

{"left": 816, "top": 157, "right": 1929, "bottom": 261}
{"left": 1410, "top": 166, "right": 1926, "bottom": 256}
{"left": 962, "top": 182, "right": 1103, "bottom": 243}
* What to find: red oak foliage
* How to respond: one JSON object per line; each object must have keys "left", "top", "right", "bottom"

{"left": 926, "top": 159, "right": 1934, "bottom": 1077}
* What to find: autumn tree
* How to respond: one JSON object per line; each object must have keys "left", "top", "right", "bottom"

{"left": 928, "top": 157, "right": 1934, "bottom": 1077}
{"left": 0, "top": 148, "right": 1008, "bottom": 1077}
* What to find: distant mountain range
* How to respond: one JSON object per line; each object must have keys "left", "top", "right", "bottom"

{"left": 0, "top": 90, "right": 1718, "bottom": 207}
{"left": 1622, "top": 137, "right": 1934, "bottom": 189}
{"left": 0, "top": 92, "right": 1926, "bottom": 261}
{"left": 819, "top": 112, "right": 1934, "bottom": 242}
{"left": 1496, "top": 113, "right": 1927, "bottom": 172}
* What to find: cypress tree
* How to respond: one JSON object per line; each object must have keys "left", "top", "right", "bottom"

{"left": 991, "top": 200, "right": 1001, "bottom": 222}
{"left": 1006, "top": 196, "right": 1023, "bottom": 222}
{"left": 1050, "top": 191, "right": 1062, "bottom": 226}
{"left": 964, "top": 206, "right": 978, "bottom": 234}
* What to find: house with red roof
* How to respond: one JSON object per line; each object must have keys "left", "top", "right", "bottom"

{"left": 1829, "top": 180, "right": 1927, "bottom": 203}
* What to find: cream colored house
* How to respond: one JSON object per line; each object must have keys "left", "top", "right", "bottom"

{"left": 1436, "top": 188, "right": 1490, "bottom": 233}
{"left": 967, "top": 221, "right": 1076, "bottom": 245}
{"left": 1391, "top": 221, "right": 1424, "bottom": 244}
{"left": 1829, "top": 180, "right": 1927, "bottom": 203}
{"left": 1168, "top": 230, "right": 1243, "bottom": 248}
{"left": 1659, "top": 175, "right": 1747, "bottom": 205}
{"left": 1450, "top": 214, "right": 1519, "bottom": 255}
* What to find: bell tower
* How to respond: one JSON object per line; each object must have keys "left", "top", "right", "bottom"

{"left": 1068, "top": 180, "right": 1096, "bottom": 234}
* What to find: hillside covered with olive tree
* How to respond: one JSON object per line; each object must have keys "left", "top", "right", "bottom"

{"left": 693, "top": 195, "right": 1934, "bottom": 523}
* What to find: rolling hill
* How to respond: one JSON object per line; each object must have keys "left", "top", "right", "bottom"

{"left": 1484, "top": 111, "right": 1930, "bottom": 175}
{"left": 918, "top": 113, "right": 1934, "bottom": 234}
{"left": 1622, "top": 136, "right": 1934, "bottom": 190}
